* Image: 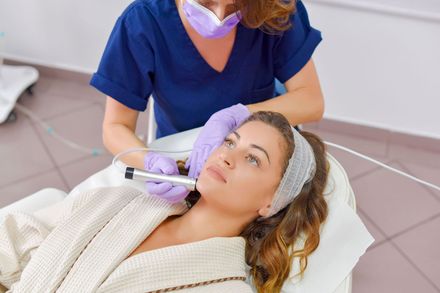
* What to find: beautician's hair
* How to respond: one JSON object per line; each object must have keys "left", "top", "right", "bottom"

{"left": 177, "top": 111, "right": 329, "bottom": 293}
{"left": 234, "top": 0, "right": 297, "bottom": 33}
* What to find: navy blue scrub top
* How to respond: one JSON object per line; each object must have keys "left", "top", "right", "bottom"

{"left": 90, "top": 0, "right": 322, "bottom": 138}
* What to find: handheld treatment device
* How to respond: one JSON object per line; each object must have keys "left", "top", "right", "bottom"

{"left": 124, "top": 167, "right": 197, "bottom": 191}
{"left": 112, "top": 147, "right": 197, "bottom": 191}
{"left": 114, "top": 144, "right": 440, "bottom": 195}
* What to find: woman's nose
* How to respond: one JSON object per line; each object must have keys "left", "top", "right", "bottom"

{"left": 219, "top": 150, "right": 234, "bottom": 168}
{"left": 211, "top": 6, "right": 226, "bottom": 20}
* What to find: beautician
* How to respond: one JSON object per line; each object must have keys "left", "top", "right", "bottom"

{"left": 90, "top": 0, "right": 324, "bottom": 202}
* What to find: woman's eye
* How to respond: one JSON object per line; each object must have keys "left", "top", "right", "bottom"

{"left": 246, "top": 154, "right": 260, "bottom": 167}
{"left": 224, "top": 138, "right": 235, "bottom": 148}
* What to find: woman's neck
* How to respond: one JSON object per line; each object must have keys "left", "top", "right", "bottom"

{"left": 164, "top": 197, "right": 253, "bottom": 244}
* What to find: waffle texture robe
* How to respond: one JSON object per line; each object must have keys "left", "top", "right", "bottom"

{"left": 0, "top": 186, "right": 253, "bottom": 292}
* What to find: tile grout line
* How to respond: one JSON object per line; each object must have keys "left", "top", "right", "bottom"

{"left": 316, "top": 119, "right": 440, "bottom": 154}
{"left": 0, "top": 154, "right": 113, "bottom": 193}
{"left": 385, "top": 129, "right": 391, "bottom": 158}
{"left": 322, "top": 135, "right": 390, "bottom": 180}
{"left": 359, "top": 207, "right": 440, "bottom": 291}
{"left": 389, "top": 240, "right": 440, "bottom": 292}
{"left": 0, "top": 102, "right": 57, "bottom": 189}
{"left": 0, "top": 153, "right": 111, "bottom": 191}
{"left": 46, "top": 101, "right": 102, "bottom": 121}
{"left": 10, "top": 62, "right": 440, "bottom": 150}
{"left": 0, "top": 147, "right": 110, "bottom": 189}
{"left": 393, "top": 160, "right": 440, "bottom": 203}
{"left": 365, "top": 239, "right": 388, "bottom": 251}
{"left": 351, "top": 157, "right": 440, "bottom": 247}
{"left": 357, "top": 208, "right": 389, "bottom": 251}
{"left": 358, "top": 206, "right": 440, "bottom": 251}
{"left": 349, "top": 158, "right": 397, "bottom": 182}
{"left": 28, "top": 120, "right": 71, "bottom": 191}
{"left": 387, "top": 213, "right": 440, "bottom": 242}
{"left": 22, "top": 100, "right": 103, "bottom": 125}
{"left": 18, "top": 94, "right": 110, "bottom": 190}
{"left": 358, "top": 205, "right": 440, "bottom": 243}
{"left": 56, "top": 153, "right": 112, "bottom": 169}
{"left": 0, "top": 167, "right": 60, "bottom": 191}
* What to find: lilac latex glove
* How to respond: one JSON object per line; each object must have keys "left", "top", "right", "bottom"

{"left": 185, "top": 103, "right": 251, "bottom": 178}
{"left": 144, "top": 152, "right": 190, "bottom": 203}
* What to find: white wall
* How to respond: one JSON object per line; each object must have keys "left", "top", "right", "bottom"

{"left": 0, "top": 0, "right": 131, "bottom": 73}
{"left": 0, "top": 0, "right": 439, "bottom": 139}
{"left": 307, "top": 0, "right": 440, "bottom": 139}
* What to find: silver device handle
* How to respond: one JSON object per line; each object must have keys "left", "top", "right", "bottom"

{"left": 125, "top": 167, "right": 197, "bottom": 191}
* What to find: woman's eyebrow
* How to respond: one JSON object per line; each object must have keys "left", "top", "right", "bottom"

{"left": 232, "top": 131, "right": 271, "bottom": 164}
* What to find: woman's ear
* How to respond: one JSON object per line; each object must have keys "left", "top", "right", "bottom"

{"left": 258, "top": 204, "right": 271, "bottom": 217}
{"left": 257, "top": 194, "right": 273, "bottom": 217}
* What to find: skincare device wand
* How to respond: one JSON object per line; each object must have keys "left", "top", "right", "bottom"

{"left": 125, "top": 167, "right": 197, "bottom": 191}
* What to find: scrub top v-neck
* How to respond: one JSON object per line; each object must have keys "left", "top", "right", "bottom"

{"left": 90, "top": 0, "right": 322, "bottom": 138}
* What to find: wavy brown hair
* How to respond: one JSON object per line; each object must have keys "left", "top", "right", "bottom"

{"left": 234, "top": 0, "right": 297, "bottom": 33}
{"left": 178, "top": 111, "right": 329, "bottom": 292}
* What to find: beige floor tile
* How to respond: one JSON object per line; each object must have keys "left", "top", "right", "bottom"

{"left": 352, "top": 242, "right": 438, "bottom": 293}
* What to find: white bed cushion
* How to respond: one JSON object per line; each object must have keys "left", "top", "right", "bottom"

{"left": 0, "top": 188, "right": 67, "bottom": 222}
{"left": 69, "top": 127, "right": 373, "bottom": 293}
{"left": 3, "top": 127, "right": 374, "bottom": 293}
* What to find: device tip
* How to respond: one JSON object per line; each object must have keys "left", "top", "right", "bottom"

{"left": 125, "top": 167, "right": 135, "bottom": 180}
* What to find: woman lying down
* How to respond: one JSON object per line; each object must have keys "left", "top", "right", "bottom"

{"left": 0, "top": 111, "right": 329, "bottom": 293}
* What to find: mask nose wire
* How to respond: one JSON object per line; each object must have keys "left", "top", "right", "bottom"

{"left": 188, "top": 0, "right": 237, "bottom": 22}
{"left": 211, "top": 4, "right": 239, "bottom": 21}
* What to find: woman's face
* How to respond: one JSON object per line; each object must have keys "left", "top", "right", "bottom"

{"left": 196, "top": 121, "right": 287, "bottom": 218}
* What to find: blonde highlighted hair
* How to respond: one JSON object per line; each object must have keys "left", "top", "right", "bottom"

{"left": 235, "top": 0, "right": 297, "bottom": 33}
{"left": 178, "top": 111, "right": 329, "bottom": 292}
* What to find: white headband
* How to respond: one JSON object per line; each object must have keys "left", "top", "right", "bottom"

{"left": 264, "top": 127, "right": 316, "bottom": 218}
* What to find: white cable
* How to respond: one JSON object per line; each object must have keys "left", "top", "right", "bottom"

{"left": 14, "top": 103, "right": 106, "bottom": 156}
{"left": 13, "top": 102, "right": 192, "bottom": 170}
{"left": 324, "top": 140, "right": 440, "bottom": 192}
{"left": 0, "top": 32, "right": 5, "bottom": 81}
{"left": 112, "top": 147, "right": 193, "bottom": 173}
{"left": 112, "top": 141, "right": 440, "bottom": 193}
{"left": 14, "top": 99, "right": 439, "bottom": 193}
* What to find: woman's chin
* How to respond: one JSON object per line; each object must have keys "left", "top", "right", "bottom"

{"left": 196, "top": 174, "right": 224, "bottom": 195}
{"left": 195, "top": 176, "right": 209, "bottom": 194}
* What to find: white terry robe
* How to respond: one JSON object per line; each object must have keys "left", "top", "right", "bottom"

{"left": 0, "top": 186, "right": 254, "bottom": 293}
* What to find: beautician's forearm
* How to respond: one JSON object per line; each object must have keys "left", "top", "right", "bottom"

{"left": 246, "top": 87, "right": 325, "bottom": 126}
{"left": 103, "top": 123, "right": 146, "bottom": 169}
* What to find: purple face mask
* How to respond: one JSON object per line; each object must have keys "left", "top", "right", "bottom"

{"left": 182, "top": 0, "right": 241, "bottom": 39}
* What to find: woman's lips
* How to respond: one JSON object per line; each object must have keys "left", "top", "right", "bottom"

{"left": 206, "top": 165, "right": 227, "bottom": 183}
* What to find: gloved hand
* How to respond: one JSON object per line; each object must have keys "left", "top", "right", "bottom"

{"left": 185, "top": 103, "right": 251, "bottom": 178}
{"left": 144, "top": 152, "right": 190, "bottom": 203}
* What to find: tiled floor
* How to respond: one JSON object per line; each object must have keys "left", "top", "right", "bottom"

{"left": 0, "top": 75, "right": 439, "bottom": 292}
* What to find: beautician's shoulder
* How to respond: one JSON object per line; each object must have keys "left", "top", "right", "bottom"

{"left": 273, "top": 0, "right": 318, "bottom": 39}
{"left": 115, "top": 0, "right": 173, "bottom": 42}
{"left": 119, "top": 0, "right": 173, "bottom": 25}
{"left": 117, "top": 0, "right": 154, "bottom": 28}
